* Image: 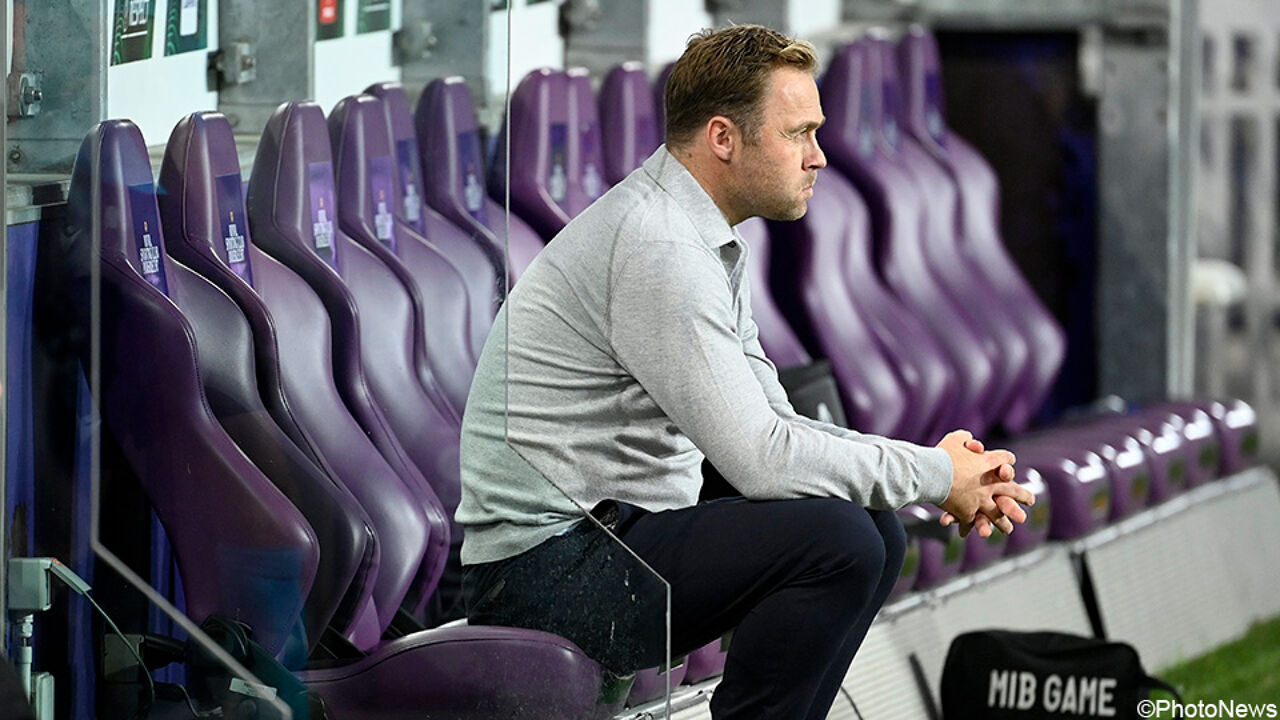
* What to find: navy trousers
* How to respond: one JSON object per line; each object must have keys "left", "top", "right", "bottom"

{"left": 464, "top": 497, "right": 906, "bottom": 720}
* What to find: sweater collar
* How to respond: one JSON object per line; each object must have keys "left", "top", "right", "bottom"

{"left": 642, "top": 145, "right": 741, "bottom": 251}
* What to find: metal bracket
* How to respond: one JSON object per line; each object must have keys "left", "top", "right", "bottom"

{"left": 210, "top": 41, "right": 257, "bottom": 89}
{"left": 6, "top": 72, "right": 43, "bottom": 119}
{"left": 393, "top": 21, "right": 438, "bottom": 66}
{"left": 561, "top": 0, "right": 603, "bottom": 35}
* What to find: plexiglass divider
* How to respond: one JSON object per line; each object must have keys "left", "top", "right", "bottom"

{"left": 497, "top": 3, "right": 674, "bottom": 718}
{"left": 47, "top": 2, "right": 676, "bottom": 719}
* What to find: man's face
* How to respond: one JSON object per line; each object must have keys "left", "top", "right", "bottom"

{"left": 731, "top": 67, "right": 827, "bottom": 223}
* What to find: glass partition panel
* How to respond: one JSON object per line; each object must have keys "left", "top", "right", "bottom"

{"left": 1, "top": 1, "right": 681, "bottom": 719}
{"left": 499, "top": 1, "right": 674, "bottom": 718}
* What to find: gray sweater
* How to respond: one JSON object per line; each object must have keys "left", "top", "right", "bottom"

{"left": 456, "top": 146, "right": 953, "bottom": 566}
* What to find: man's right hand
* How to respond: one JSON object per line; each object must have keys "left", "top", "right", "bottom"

{"left": 935, "top": 430, "right": 1036, "bottom": 538}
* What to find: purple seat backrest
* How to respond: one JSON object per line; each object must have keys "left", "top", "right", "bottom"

{"left": 329, "top": 94, "right": 472, "bottom": 571}
{"left": 568, "top": 68, "right": 609, "bottom": 205}
{"left": 772, "top": 169, "right": 957, "bottom": 442}
{"left": 364, "top": 82, "right": 483, "bottom": 418}
{"left": 873, "top": 37, "right": 1035, "bottom": 432}
{"left": 653, "top": 62, "right": 674, "bottom": 142}
{"left": 159, "top": 112, "right": 381, "bottom": 652}
{"left": 68, "top": 120, "right": 319, "bottom": 658}
{"left": 599, "top": 62, "right": 661, "bottom": 185}
{"left": 897, "top": 28, "right": 1067, "bottom": 428}
{"left": 248, "top": 101, "right": 450, "bottom": 627}
{"left": 737, "top": 218, "right": 810, "bottom": 368}
{"left": 491, "top": 68, "right": 599, "bottom": 240}
{"left": 415, "top": 76, "right": 543, "bottom": 282}
{"left": 818, "top": 38, "right": 997, "bottom": 436}
{"left": 768, "top": 171, "right": 911, "bottom": 437}
{"left": 163, "top": 111, "right": 426, "bottom": 650}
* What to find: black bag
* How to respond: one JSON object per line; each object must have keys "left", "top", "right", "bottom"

{"left": 941, "top": 630, "right": 1182, "bottom": 719}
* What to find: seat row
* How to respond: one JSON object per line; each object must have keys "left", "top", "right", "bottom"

{"left": 67, "top": 84, "right": 634, "bottom": 718}
{"left": 65, "top": 25, "right": 1261, "bottom": 719}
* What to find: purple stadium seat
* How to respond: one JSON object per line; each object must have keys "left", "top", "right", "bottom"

{"left": 365, "top": 81, "right": 487, "bottom": 418}
{"left": 897, "top": 28, "right": 1067, "bottom": 429}
{"left": 1159, "top": 399, "right": 1259, "bottom": 477}
{"left": 888, "top": 514, "right": 922, "bottom": 599}
{"left": 683, "top": 639, "right": 730, "bottom": 685}
{"left": 250, "top": 100, "right": 457, "bottom": 618}
{"left": 1146, "top": 403, "right": 1221, "bottom": 488}
{"left": 897, "top": 505, "right": 963, "bottom": 590}
{"left": 627, "top": 659, "right": 688, "bottom": 707}
{"left": 146, "top": 112, "right": 625, "bottom": 716}
{"left": 818, "top": 38, "right": 1000, "bottom": 436}
{"left": 415, "top": 75, "right": 544, "bottom": 283}
{"left": 873, "top": 36, "right": 1035, "bottom": 432}
{"left": 329, "top": 92, "right": 469, "bottom": 427}
{"left": 160, "top": 111, "right": 430, "bottom": 649}
{"left": 568, "top": 68, "right": 609, "bottom": 207}
{"left": 331, "top": 92, "right": 494, "bottom": 611}
{"left": 738, "top": 218, "right": 811, "bottom": 369}
{"left": 1048, "top": 422, "right": 1152, "bottom": 520}
{"left": 653, "top": 62, "right": 674, "bottom": 139}
{"left": 67, "top": 119, "right": 319, "bottom": 659}
{"left": 599, "top": 62, "right": 662, "bottom": 185}
{"left": 1005, "top": 467, "right": 1052, "bottom": 555}
{"left": 159, "top": 112, "right": 379, "bottom": 651}
{"left": 1005, "top": 442, "right": 1111, "bottom": 539}
{"left": 770, "top": 169, "right": 956, "bottom": 442}
{"left": 491, "top": 67, "right": 610, "bottom": 243}
{"left": 490, "top": 68, "right": 576, "bottom": 239}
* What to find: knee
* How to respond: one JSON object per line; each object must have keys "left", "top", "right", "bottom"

{"left": 795, "top": 499, "right": 887, "bottom": 580}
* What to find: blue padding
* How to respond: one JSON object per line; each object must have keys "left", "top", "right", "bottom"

{"left": 6, "top": 222, "right": 39, "bottom": 558}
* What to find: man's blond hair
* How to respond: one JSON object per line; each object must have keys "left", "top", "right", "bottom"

{"left": 664, "top": 24, "right": 818, "bottom": 149}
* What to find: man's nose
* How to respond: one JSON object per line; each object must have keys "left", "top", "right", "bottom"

{"left": 808, "top": 137, "right": 827, "bottom": 170}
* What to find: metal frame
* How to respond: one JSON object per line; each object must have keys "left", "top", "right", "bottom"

{"left": 2, "top": 0, "right": 10, "bottom": 651}
{"left": 217, "top": 0, "right": 314, "bottom": 136}
{"left": 6, "top": 0, "right": 108, "bottom": 175}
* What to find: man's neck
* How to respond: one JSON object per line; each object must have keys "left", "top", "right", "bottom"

{"left": 667, "top": 144, "right": 746, "bottom": 226}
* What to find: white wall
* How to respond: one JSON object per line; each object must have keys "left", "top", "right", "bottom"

{"left": 490, "top": 0, "right": 563, "bottom": 99}
{"left": 313, "top": 0, "right": 402, "bottom": 114}
{"left": 786, "top": 0, "right": 841, "bottom": 38}
{"left": 107, "top": 0, "right": 221, "bottom": 147}
{"left": 646, "top": 0, "right": 713, "bottom": 70}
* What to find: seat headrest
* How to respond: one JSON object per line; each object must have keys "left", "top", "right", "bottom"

{"left": 416, "top": 76, "right": 490, "bottom": 227}
{"left": 567, "top": 67, "right": 606, "bottom": 203}
{"left": 871, "top": 36, "right": 906, "bottom": 153}
{"left": 248, "top": 101, "right": 340, "bottom": 271}
{"left": 366, "top": 82, "right": 429, "bottom": 235}
{"left": 817, "top": 40, "right": 883, "bottom": 164}
{"left": 599, "top": 61, "right": 660, "bottom": 185}
{"left": 329, "top": 94, "right": 400, "bottom": 254}
{"left": 159, "top": 111, "right": 255, "bottom": 285}
{"left": 70, "top": 119, "right": 170, "bottom": 294}
{"left": 897, "top": 27, "right": 948, "bottom": 146}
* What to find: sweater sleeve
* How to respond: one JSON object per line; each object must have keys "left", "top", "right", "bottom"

{"left": 608, "top": 241, "right": 952, "bottom": 509}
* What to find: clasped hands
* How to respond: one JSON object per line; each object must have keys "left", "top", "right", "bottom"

{"left": 935, "top": 429, "right": 1035, "bottom": 538}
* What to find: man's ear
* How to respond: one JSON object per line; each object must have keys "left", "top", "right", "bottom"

{"left": 706, "top": 115, "right": 737, "bottom": 162}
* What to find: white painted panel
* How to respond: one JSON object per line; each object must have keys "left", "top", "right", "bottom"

{"left": 787, "top": 0, "right": 841, "bottom": 38}
{"left": 107, "top": 0, "right": 220, "bottom": 147}
{"left": 645, "top": 0, "right": 713, "bottom": 70}
{"left": 491, "top": 0, "right": 563, "bottom": 101}
{"left": 313, "top": 0, "right": 402, "bottom": 115}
